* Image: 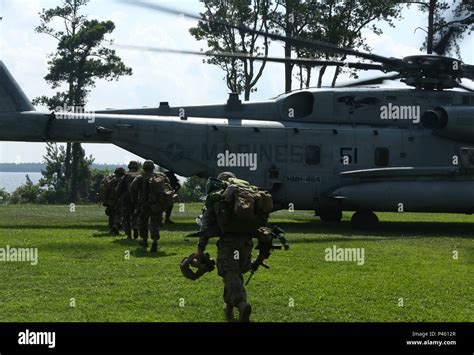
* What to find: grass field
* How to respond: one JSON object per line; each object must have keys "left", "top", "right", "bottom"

{"left": 0, "top": 203, "right": 472, "bottom": 322}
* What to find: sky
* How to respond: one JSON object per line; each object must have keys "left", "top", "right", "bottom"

{"left": 0, "top": 0, "right": 472, "bottom": 164}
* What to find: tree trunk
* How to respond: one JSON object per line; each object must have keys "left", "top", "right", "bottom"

{"left": 331, "top": 66, "right": 341, "bottom": 87}
{"left": 305, "top": 67, "right": 312, "bottom": 88}
{"left": 284, "top": 4, "right": 294, "bottom": 93}
{"left": 65, "top": 142, "right": 72, "bottom": 180}
{"left": 284, "top": 42, "right": 293, "bottom": 92}
{"left": 317, "top": 66, "right": 327, "bottom": 88}
{"left": 244, "top": 87, "right": 250, "bottom": 101}
{"left": 427, "top": 0, "right": 436, "bottom": 54}
{"left": 69, "top": 142, "right": 81, "bottom": 203}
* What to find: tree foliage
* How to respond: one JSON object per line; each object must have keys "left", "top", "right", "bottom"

{"left": 179, "top": 176, "right": 208, "bottom": 202}
{"left": 190, "top": 0, "right": 272, "bottom": 101}
{"left": 32, "top": 0, "right": 132, "bottom": 202}
{"left": 0, "top": 188, "right": 10, "bottom": 204}
{"left": 289, "top": 0, "right": 402, "bottom": 88}
{"left": 414, "top": 0, "right": 473, "bottom": 57}
{"left": 10, "top": 176, "right": 43, "bottom": 204}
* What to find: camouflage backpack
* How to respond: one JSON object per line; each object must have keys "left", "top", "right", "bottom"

{"left": 209, "top": 177, "right": 273, "bottom": 234}
{"left": 143, "top": 172, "right": 175, "bottom": 213}
{"left": 117, "top": 171, "right": 140, "bottom": 204}
{"left": 98, "top": 174, "right": 120, "bottom": 205}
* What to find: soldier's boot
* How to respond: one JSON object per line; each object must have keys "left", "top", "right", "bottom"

{"left": 223, "top": 303, "right": 234, "bottom": 322}
{"left": 237, "top": 302, "right": 252, "bottom": 322}
{"left": 108, "top": 217, "right": 114, "bottom": 234}
{"left": 133, "top": 228, "right": 139, "bottom": 239}
{"left": 110, "top": 225, "right": 120, "bottom": 236}
{"left": 124, "top": 225, "right": 131, "bottom": 239}
{"left": 140, "top": 238, "right": 148, "bottom": 248}
{"left": 150, "top": 241, "right": 158, "bottom": 253}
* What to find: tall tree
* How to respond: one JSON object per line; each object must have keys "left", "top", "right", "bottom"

{"left": 291, "top": 0, "right": 402, "bottom": 88}
{"left": 39, "top": 142, "right": 68, "bottom": 203}
{"left": 408, "top": 0, "right": 473, "bottom": 57}
{"left": 269, "top": 0, "right": 318, "bottom": 92}
{"left": 190, "top": 0, "right": 272, "bottom": 101}
{"left": 38, "top": 142, "right": 94, "bottom": 203}
{"left": 33, "top": 0, "right": 132, "bottom": 202}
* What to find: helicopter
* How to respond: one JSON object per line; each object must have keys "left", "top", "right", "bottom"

{"left": 0, "top": 3, "right": 473, "bottom": 227}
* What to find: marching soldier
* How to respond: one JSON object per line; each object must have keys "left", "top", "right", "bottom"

{"left": 100, "top": 167, "right": 125, "bottom": 235}
{"left": 116, "top": 161, "right": 140, "bottom": 239}
{"left": 195, "top": 172, "right": 254, "bottom": 322}
{"left": 163, "top": 170, "right": 181, "bottom": 224}
{"left": 131, "top": 160, "right": 173, "bottom": 253}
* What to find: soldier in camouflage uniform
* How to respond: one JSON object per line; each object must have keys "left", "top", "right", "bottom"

{"left": 102, "top": 167, "right": 125, "bottom": 235}
{"left": 116, "top": 161, "right": 140, "bottom": 239}
{"left": 195, "top": 172, "right": 253, "bottom": 322}
{"left": 130, "top": 160, "right": 169, "bottom": 253}
{"left": 163, "top": 170, "right": 181, "bottom": 224}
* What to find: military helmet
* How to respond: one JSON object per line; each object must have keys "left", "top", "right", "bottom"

{"left": 143, "top": 160, "right": 155, "bottom": 172}
{"left": 217, "top": 171, "right": 236, "bottom": 181}
{"left": 128, "top": 161, "right": 139, "bottom": 170}
{"left": 206, "top": 177, "right": 226, "bottom": 194}
{"left": 180, "top": 253, "right": 216, "bottom": 281}
{"left": 114, "top": 167, "right": 126, "bottom": 176}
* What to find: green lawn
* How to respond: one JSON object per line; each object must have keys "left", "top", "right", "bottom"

{"left": 0, "top": 204, "right": 472, "bottom": 322}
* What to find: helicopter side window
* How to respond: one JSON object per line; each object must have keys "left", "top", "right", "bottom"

{"left": 374, "top": 147, "right": 389, "bottom": 167}
{"left": 305, "top": 145, "right": 320, "bottom": 165}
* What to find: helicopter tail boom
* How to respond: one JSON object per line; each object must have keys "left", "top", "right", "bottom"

{"left": 0, "top": 61, "right": 35, "bottom": 113}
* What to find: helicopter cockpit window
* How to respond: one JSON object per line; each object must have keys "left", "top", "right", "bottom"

{"left": 374, "top": 147, "right": 389, "bottom": 167}
{"left": 305, "top": 145, "right": 320, "bottom": 165}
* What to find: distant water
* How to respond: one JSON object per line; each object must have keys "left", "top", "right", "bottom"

{"left": 0, "top": 172, "right": 42, "bottom": 193}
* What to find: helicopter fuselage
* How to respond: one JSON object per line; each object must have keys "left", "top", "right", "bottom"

{"left": 2, "top": 86, "right": 474, "bottom": 216}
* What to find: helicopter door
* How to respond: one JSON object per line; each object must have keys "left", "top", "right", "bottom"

{"left": 286, "top": 128, "right": 332, "bottom": 210}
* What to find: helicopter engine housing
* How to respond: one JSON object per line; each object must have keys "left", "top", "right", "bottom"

{"left": 421, "top": 106, "right": 474, "bottom": 143}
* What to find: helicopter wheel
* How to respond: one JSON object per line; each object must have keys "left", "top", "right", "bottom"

{"left": 319, "top": 210, "right": 343, "bottom": 223}
{"left": 351, "top": 211, "right": 379, "bottom": 229}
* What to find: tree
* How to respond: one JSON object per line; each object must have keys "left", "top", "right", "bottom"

{"left": 38, "top": 143, "right": 69, "bottom": 203}
{"left": 179, "top": 176, "right": 208, "bottom": 202}
{"left": 33, "top": 0, "right": 132, "bottom": 202}
{"left": 269, "top": 0, "right": 318, "bottom": 92}
{"left": 409, "top": 0, "right": 473, "bottom": 57}
{"left": 0, "top": 188, "right": 10, "bottom": 205}
{"left": 190, "top": 0, "right": 272, "bottom": 101}
{"left": 38, "top": 142, "right": 94, "bottom": 203}
{"left": 88, "top": 168, "right": 110, "bottom": 203}
{"left": 10, "top": 176, "right": 43, "bottom": 204}
{"left": 290, "top": 0, "right": 402, "bottom": 88}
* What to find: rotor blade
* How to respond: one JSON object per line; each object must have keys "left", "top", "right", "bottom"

{"left": 462, "top": 64, "right": 474, "bottom": 80}
{"left": 336, "top": 73, "right": 401, "bottom": 88}
{"left": 125, "top": 0, "right": 401, "bottom": 67}
{"left": 455, "top": 82, "right": 474, "bottom": 92}
{"left": 115, "top": 44, "right": 385, "bottom": 71}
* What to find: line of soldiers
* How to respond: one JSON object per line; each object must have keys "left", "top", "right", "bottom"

{"left": 100, "top": 164, "right": 274, "bottom": 323}
{"left": 99, "top": 160, "right": 180, "bottom": 252}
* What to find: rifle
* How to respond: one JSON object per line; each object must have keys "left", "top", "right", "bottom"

{"left": 184, "top": 225, "right": 221, "bottom": 240}
{"left": 245, "top": 226, "right": 289, "bottom": 286}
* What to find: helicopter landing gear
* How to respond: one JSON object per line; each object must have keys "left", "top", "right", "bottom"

{"left": 351, "top": 211, "right": 379, "bottom": 228}
{"left": 319, "top": 210, "right": 342, "bottom": 223}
